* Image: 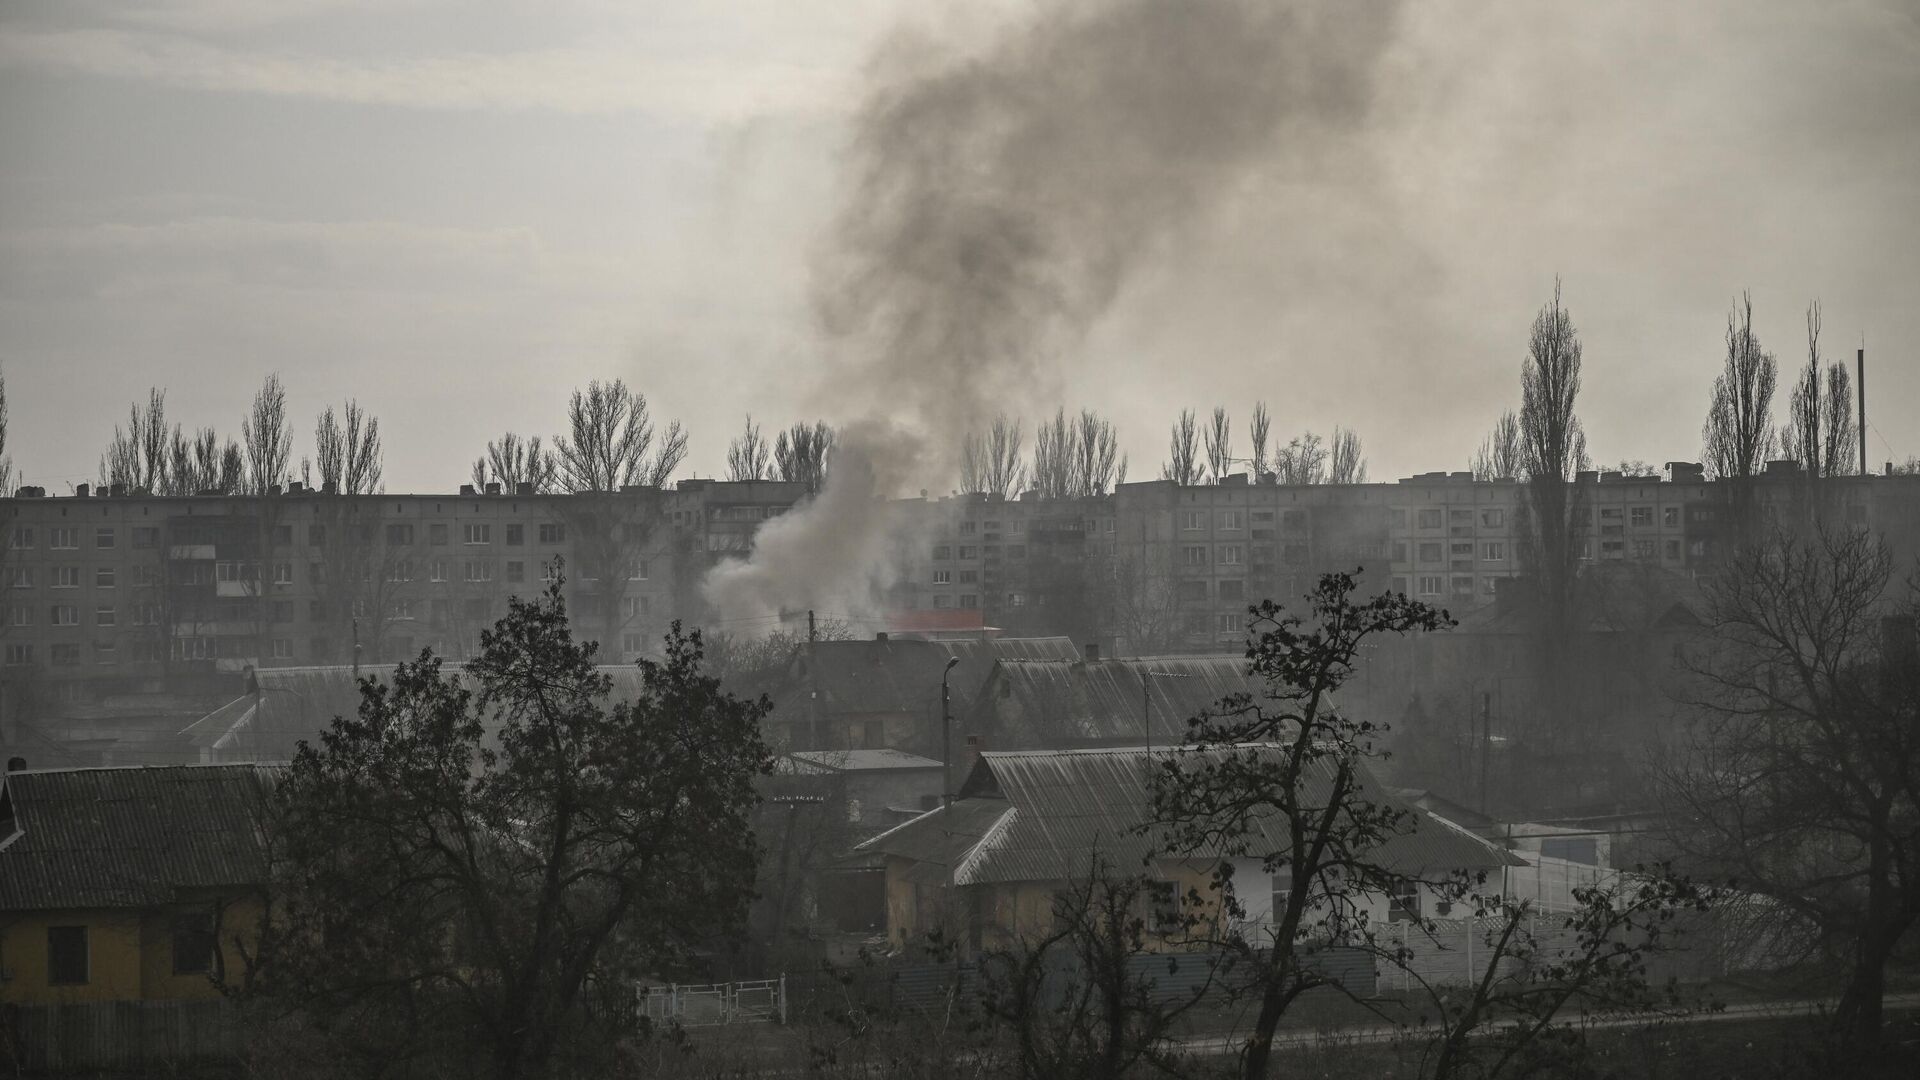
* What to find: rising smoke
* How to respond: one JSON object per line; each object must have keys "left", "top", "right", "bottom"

{"left": 703, "top": 0, "right": 1406, "bottom": 624}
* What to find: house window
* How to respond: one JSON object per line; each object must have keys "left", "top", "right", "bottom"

{"left": 94, "top": 606, "right": 115, "bottom": 627}
{"left": 272, "top": 639, "right": 293, "bottom": 660}
{"left": 1391, "top": 576, "right": 1408, "bottom": 594}
{"left": 8, "top": 568, "right": 30, "bottom": 589}
{"left": 1387, "top": 882, "right": 1419, "bottom": 923}
{"left": 1391, "top": 541, "right": 1408, "bottom": 563}
{"left": 53, "top": 567, "right": 80, "bottom": 589}
{"left": 622, "top": 633, "right": 646, "bottom": 656}
{"left": 1450, "top": 542, "right": 1474, "bottom": 559}
{"left": 51, "top": 604, "right": 78, "bottom": 627}
{"left": 429, "top": 524, "right": 449, "bottom": 546}
{"left": 1182, "top": 545, "right": 1208, "bottom": 566}
{"left": 628, "top": 559, "right": 649, "bottom": 581}
{"left": 539, "top": 523, "right": 565, "bottom": 543}
{"left": 1182, "top": 511, "right": 1205, "bottom": 531}
{"left": 464, "top": 560, "right": 494, "bottom": 583}
{"left": 933, "top": 569, "right": 952, "bottom": 585}
{"left": 94, "top": 527, "right": 115, "bottom": 549}
{"left": 308, "top": 562, "right": 326, "bottom": 585}
{"left": 171, "top": 914, "right": 216, "bottom": 975}
{"left": 1452, "top": 575, "right": 1474, "bottom": 596}
{"left": 1008, "top": 592, "right": 1026, "bottom": 607}
{"left": 463, "top": 524, "right": 491, "bottom": 545}
{"left": 9, "top": 526, "right": 33, "bottom": 548}
{"left": 1216, "top": 612, "right": 1240, "bottom": 633}
{"left": 47, "top": 926, "right": 89, "bottom": 985}
{"left": 393, "top": 599, "right": 414, "bottom": 620}
{"left": 387, "top": 559, "right": 412, "bottom": 583}
{"left": 386, "top": 524, "right": 415, "bottom": 546}
{"left": 1482, "top": 541, "right": 1506, "bottom": 562}
{"left": 271, "top": 525, "right": 293, "bottom": 546}
{"left": 431, "top": 559, "right": 449, "bottom": 583}
{"left": 1218, "top": 545, "right": 1244, "bottom": 566}
{"left": 505, "top": 524, "right": 524, "bottom": 546}
{"left": 1416, "top": 576, "right": 1443, "bottom": 596}
{"left": 1662, "top": 506, "right": 1680, "bottom": 528}
{"left": 50, "top": 527, "right": 79, "bottom": 549}
{"left": 95, "top": 567, "right": 116, "bottom": 588}
{"left": 1630, "top": 507, "right": 1653, "bottom": 528}
{"left": 1633, "top": 539, "right": 1656, "bottom": 559}
{"left": 1219, "top": 511, "right": 1243, "bottom": 530}
{"left": 8, "top": 605, "right": 28, "bottom": 627}
{"left": 1146, "top": 880, "right": 1181, "bottom": 933}
{"left": 1271, "top": 867, "right": 1294, "bottom": 923}
{"left": 5, "top": 643, "right": 33, "bottom": 664}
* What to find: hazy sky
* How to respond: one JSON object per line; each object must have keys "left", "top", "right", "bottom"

{"left": 2, "top": 0, "right": 1916, "bottom": 492}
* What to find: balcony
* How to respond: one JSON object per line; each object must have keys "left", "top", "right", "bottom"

{"left": 215, "top": 580, "right": 259, "bottom": 598}
{"left": 169, "top": 545, "right": 216, "bottom": 560}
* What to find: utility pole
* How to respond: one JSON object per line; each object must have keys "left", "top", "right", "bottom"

{"left": 1480, "top": 691, "right": 1492, "bottom": 816}
{"left": 941, "top": 656, "right": 960, "bottom": 807}
{"left": 808, "top": 608, "right": 816, "bottom": 643}
{"left": 1858, "top": 346, "right": 1867, "bottom": 477}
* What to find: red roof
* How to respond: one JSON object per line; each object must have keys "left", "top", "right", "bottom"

{"left": 885, "top": 610, "right": 995, "bottom": 634}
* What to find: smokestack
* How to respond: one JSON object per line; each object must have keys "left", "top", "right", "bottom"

{"left": 1858, "top": 347, "right": 1867, "bottom": 478}
{"left": 1084, "top": 641, "right": 1101, "bottom": 662}
{"left": 75, "top": 482, "right": 89, "bottom": 498}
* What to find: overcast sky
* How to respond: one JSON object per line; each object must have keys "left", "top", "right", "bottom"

{"left": 2, "top": 0, "right": 1916, "bottom": 493}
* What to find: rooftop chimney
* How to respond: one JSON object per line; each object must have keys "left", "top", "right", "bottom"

{"left": 515, "top": 482, "right": 535, "bottom": 496}
{"left": 1083, "top": 641, "right": 1101, "bottom": 662}
{"left": 874, "top": 632, "right": 889, "bottom": 643}
{"left": 6, "top": 756, "right": 25, "bottom": 772}
{"left": 484, "top": 482, "right": 502, "bottom": 496}
{"left": 288, "top": 482, "right": 305, "bottom": 495}
{"left": 75, "top": 483, "right": 90, "bottom": 498}
{"left": 322, "top": 480, "right": 339, "bottom": 495}
{"left": 459, "top": 484, "right": 477, "bottom": 496}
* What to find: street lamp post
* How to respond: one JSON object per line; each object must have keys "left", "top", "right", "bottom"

{"left": 941, "top": 656, "right": 960, "bottom": 808}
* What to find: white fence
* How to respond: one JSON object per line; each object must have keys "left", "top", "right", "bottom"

{"left": 1501, "top": 852, "right": 1619, "bottom": 914}
{"left": 637, "top": 979, "right": 787, "bottom": 1026}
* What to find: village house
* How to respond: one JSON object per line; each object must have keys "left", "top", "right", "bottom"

{"left": 858, "top": 746, "right": 1522, "bottom": 953}
{"left": 0, "top": 762, "right": 277, "bottom": 1003}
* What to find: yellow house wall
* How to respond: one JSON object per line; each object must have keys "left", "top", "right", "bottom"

{"left": 1, "top": 893, "right": 263, "bottom": 1004}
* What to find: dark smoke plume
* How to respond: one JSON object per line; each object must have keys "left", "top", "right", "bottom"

{"left": 706, "top": 0, "right": 1405, "bottom": 622}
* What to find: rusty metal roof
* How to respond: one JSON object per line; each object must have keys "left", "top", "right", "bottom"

{"left": 0, "top": 764, "right": 281, "bottom": 911}
{"left": 859, "top": 746, "right": 1520, "bottom": 887}
{"left": 787, "top": 749, "right": 944, "bottom": 773}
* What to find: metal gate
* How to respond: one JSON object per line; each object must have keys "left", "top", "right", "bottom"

{"left": 637, "top": 978, "right": 788, "bottom": 1026}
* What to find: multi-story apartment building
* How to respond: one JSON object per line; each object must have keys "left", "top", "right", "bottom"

{"left": 0, "top": 479, "right": 806, "bottom": 755}
{"left": 885, "top": 465, "right": 1920, "bottom": 655}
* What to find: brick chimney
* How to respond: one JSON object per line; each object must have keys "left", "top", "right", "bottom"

{"left": 1083, "top": 641, "right": 1100, "bottom": 662}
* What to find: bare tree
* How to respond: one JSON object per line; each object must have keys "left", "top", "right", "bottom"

{"left": 1161, "top": 408, "right": 1200, "bottom": 486}
{"left": 243, "top": 374, "right": 294, "bottom": 494}
{"left": 100, "top": 388, "right": 173, "bottom": 494}
{"left": 1661, "top": 526, "right": 1920, "bottom": 1050}
{"left": 1033, "top": 408, "right": 1076, "bottom": 499}
{"left": 1471, "top": 410, "right": 1523, "bottom": 481}
{"left": 962, "top": 414, "right": 1028, "bottom": 498}
{"left": 0, "top": 365, "right": 10, "bottom": 495}
{"left": 219, "top": 441, "right": 246, "bottom": 494}
{"left": 553, "top": 379, "right": 682, "bottom": 493}
{"left": 1702, "top": 293, "right": 1776, "bottom": 481}
{"left": 1822, "top": 360, "right": 1856, "bottom": 477}
{"left": 726, "top": 415, "right": 770, "bottom": 482}
{"left": 773, "top": 421, "right": 834, "bottom": 495}
{"left": 1203, "top": 406, "right": 1233, "bottom": 482}
{"left": 1072, "top": 409, "right": 1122, "bottom": 496}
{"left": 1249, "top": 401, "right": 1271, "bottom": 479}
{"left": 314, "top": 400, "right": 382, "bottom": 495}
{"left": 1328, "top": 426, "right": 1367, "bottom": 484}
{"left": 167, "top": 427, "right": 232, "bottom": 495}
{"left": 1272, "top": 432, "right": 1327, "bottom": 485}
{"left": 472, "top": 432, "right": 557, "bottom": 493}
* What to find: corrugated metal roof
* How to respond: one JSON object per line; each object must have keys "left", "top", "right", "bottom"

{"left": 788, "top": 749, "right": 944, "bottom": 772}
{"left": 0, "top": 764, "right": 281, "bottom": 911}
{"left": 860, "top": 746, "right": 1520, "bottom": 887}
{"left": 767, "top": 636, "right": 1077, "bottom": 730}
{"left": 859, "top": 798, "right": 1014, "bottom": 885}
{"left": 987, "top": 656, "right": 1265, "bottom": 744}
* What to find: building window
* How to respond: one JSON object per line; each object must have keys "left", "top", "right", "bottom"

{"left": 1482, "top": 542, "right": 1506, "bottom": 562}
{"left": 131, "top": 526, "right": 159, "bottom": 548}
{"left": 429, "top": 523, "right": 449, "bottom": 546}
{"left": 932, "top": 594, "right": 951, "bottom": 609}
{"left": 48, "top": 926, "right": 89, "bottom": 985}
{"left": 960, "top": 520, "right": 977, "bottom": 535}
{"left": 1480, "top": 508, "right": 1504, "bottom": 528}
{"left": 1600, "top": 540, "right": 1625, "bottom": 559}
{"left": 1630, "top": 506, "right": 1653, "bottom": 528}
{"left": 308, "top": 525, "right": 326, "bottom": 546}
{"left": 272, "top": 562, "right": 293, "bottom": 585}
{"left": 8, "top": 568, "right": 30, "bottom": 589}
{"left": 539, "top": 523, "right": 565, "bottom": 543}
{"left": 932, "top": 545, "right": 951, "bottom": 560}
{"left": 958, "top": 545, "right": 977, "bottom": 559}
{"left": 1664, "top": 539, "right": 1681, "bottom": 561}
{"left": 628, "top": 559, "right": 649, "bottom": 581}
{"left": 1449, "top": 509, "right": 1474, "bottom": 526}
{"left": 431, "top": 559, "right": 449, "bottom": 583}
{"left": 1633, "top": 539, "right": 1655, "bottom": 559}
{"left": 386, "top": 524, "right": 415, "bottom": 546}
{"left": 1662, "top": 506, "right": 1680, "bottom": 528}
{"left": 51, "top": 643, "right": 80, "bottom": 666}
{"left": 464, "top": 560, "right": 493, "bottom": 583}
{"left": 6, "top": 644, "right": 32, "bottom": 664}
{"left": 463, "top": 524, "right": 491, "bottom": 545}
{"left": 960, "top": 594, "right": 978, "bottom": 609}
{"left": 1219, "top": 511, "right": 1243, "bottom": 530}
{"left": 1216, "top": 612, "right": 1240, "bottom": 633}
{"left": 271, "top": 525, "right": 293, "bottom": 546}
{"left": 94, "top": 527, "right": 116, "bottom": 549}
{"left": 393, "top": 599, "right": 415, "bottom": 620}
{"left": 1417, "top": 576, "right": 1443, "bottom": 596}
{"left": 1450, "top": 542, "right": 1474, "bottom": 559}
{"left": 50, "top": 527, "right": 79, "bottom": 549}
{"left": 9, "top": 526, "right": 33, "bottom": 548}
{"left": 1417, "top": 542, "right": 1442, "bottom": 563}
{"left": 1182, "top": 545, "right": 1208, "bottom": 566}
{"left": 52, "top": 567, "right": 80, "bottom": 589}
{"left": 94, "top": 606, "right": 115, "bottom": 627}
{"left": 51, "top": 605, "right": 78, "bottom": 626}
{"left": 170, "top": 914, "right": 216, "bottom": 975}
{"left": 1218, "top": 545, "right": 1244, "bottom": 565}
{"left": 933, "top": 569, "right": 952, "bottom": 585}
{"left": 308, "top": 562, "right": 326, "bottom": 585}
{"left": 504, "top": 524, "right": 524, "bottom": 546}
{"left": 1417, "top": 509, "right": 1443, "bottom": 529}
{"left": 1482, "top": 577, "right": 1500, "bottom": 594}
{"left": 93, "top": 640, "right": 116, "bottom": 664}
{"left": 1147, "top": 880, "right": 1181, "bottom": 934}
{"left": 272, "top": 639, "right": 293, "bottom": 660}
{"left": 94, "top": 567, "right": 116, "bottom": 588}
{"left": 1182, "top": 511, "right": 1205, "bottom": 531}
{"left": 387, "top": 559, "right": 412, "bottom": 583}
{"left": 1008, "top": 592, "right": 1026, "bottom": 607}
{"left": 1388, "top": 882, "right": 1419, "bottom": 922}
{"left": 1451, "top": 575, "right": 1474, "bottom": 596}
{"left": 8, "top": 605, "right": 28, "bottom": 627}
{"left": 506, "top": 561, "right": 525, "bottom": 583}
